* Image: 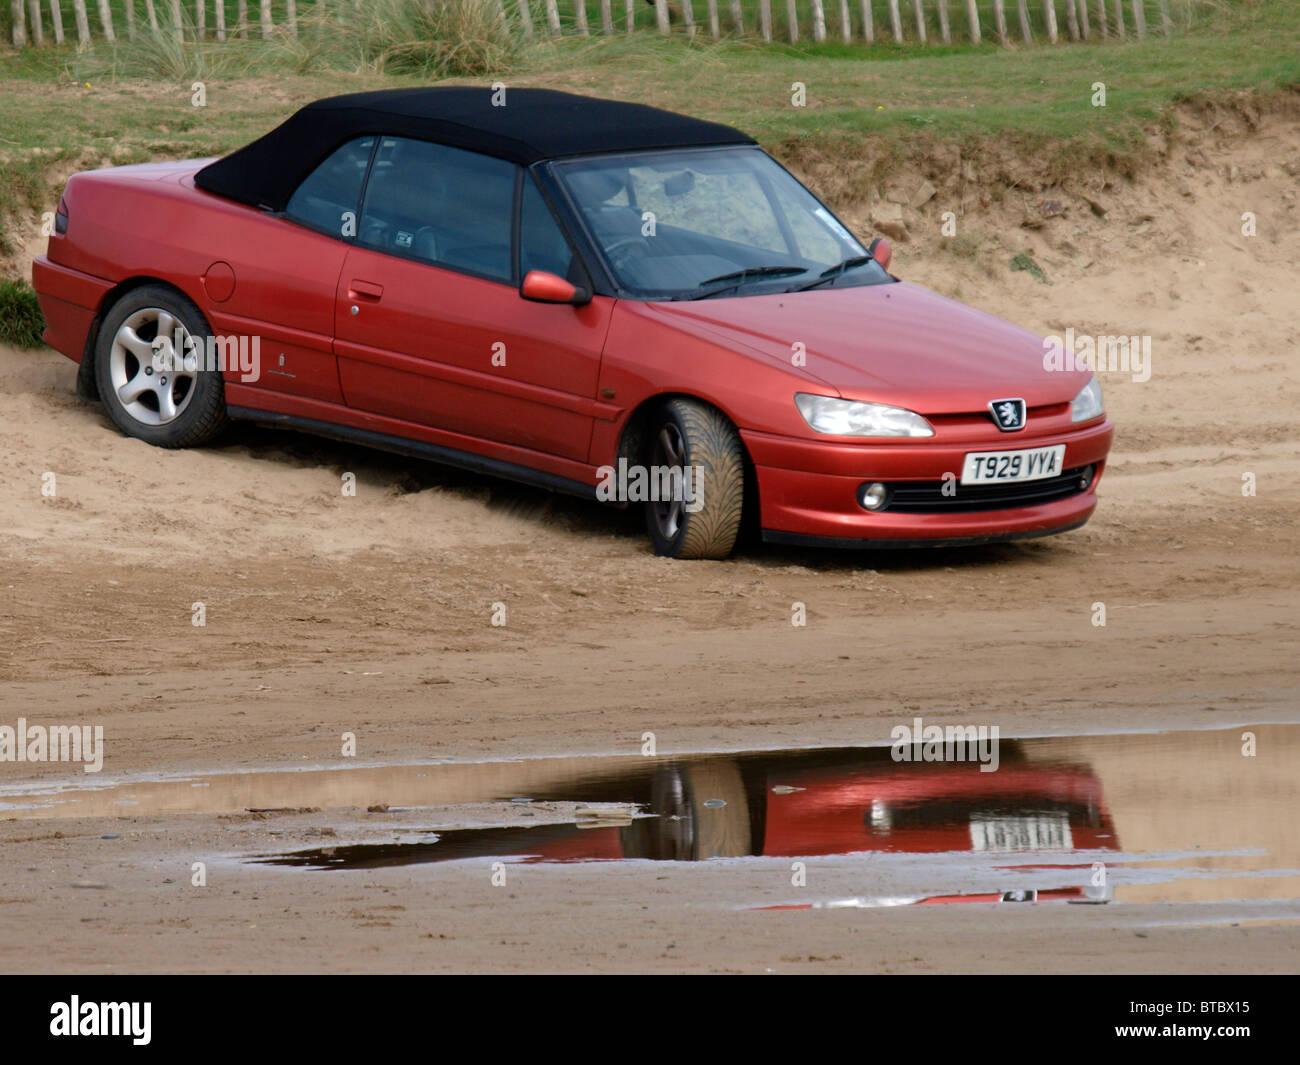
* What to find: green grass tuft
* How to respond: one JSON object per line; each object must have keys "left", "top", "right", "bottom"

{"left": 0, "top": 279, "right": 46, "bottom": 348}
{"left": 353, "top": 0, "right": 527, "bottom": 78}
{"left": 1009, "top": 253, "right": 1049, "bottom": 285}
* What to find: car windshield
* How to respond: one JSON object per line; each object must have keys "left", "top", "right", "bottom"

{"left": 551, "top": 146, "right": 890, "bottom": 299}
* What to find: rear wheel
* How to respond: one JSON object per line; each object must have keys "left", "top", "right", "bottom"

{"left": 644, "top": 398, "right": 744, "bottom": 559}
{"left": 93, "top": 285, "right": 228, "bottom": 448}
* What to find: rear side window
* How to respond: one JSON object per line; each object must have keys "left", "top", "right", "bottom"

{"left": 285, "top": 136, "right": 375, "bottom": 238}
{"left": 358, "top": 137, "right": 516, "bottom": 283}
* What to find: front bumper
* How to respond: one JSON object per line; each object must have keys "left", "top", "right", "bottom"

{"left": 743, "top": 418, "right": 1114, "bottom": 547}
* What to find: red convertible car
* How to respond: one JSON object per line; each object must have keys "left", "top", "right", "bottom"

{"left": 33, "top": 88, "right": 1112, "bottom": 558}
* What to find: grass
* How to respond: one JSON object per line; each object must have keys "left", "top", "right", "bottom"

{"left": 0, "top": 279, "right": 46, "bottom": 347}
{"left": 0, "top": 0, "right": 1296, "bottom": 267}
{"left": 1009, "top": 252, "right": 1049, "bottom": 284}
{"left": 3, "top": 1, "right": 1291, "bottom": 143}
{"left": 524, "top": 3, "right": 1299, "bottom": 151}
{"left": 0, "top": 1, "right": 1278, "bottom": 51}
{"left": 350, "top": 0, "right": 527, "bottom": 77}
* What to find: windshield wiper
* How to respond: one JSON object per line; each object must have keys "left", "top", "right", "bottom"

{"left": 694, "top": 264, "right": 809, "bottom": 299}
{"left": 795, "top": 255, "right": 876, "bottom": 291}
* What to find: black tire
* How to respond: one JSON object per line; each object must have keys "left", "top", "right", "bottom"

{"left": 643, "top": 397, "right": 744, "bottom": 560}
{"left": 93, "top": 284, "right": 228, "bottom": 448}
{"left": 619, "top": 765, "right": 694, "bottom": 861}
{"left": 683, "top": 759, "right": 753, "bottom": 859}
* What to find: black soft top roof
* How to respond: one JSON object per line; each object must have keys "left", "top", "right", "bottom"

{"left": 193, "top": 87, "right": 755, "bottom": 212}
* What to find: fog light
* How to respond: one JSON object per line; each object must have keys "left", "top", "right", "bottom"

{"left": 860, "top": 482, "right": 889, "bottom": 510}
{"left": 1079, "top": 465, "right": 1095, "bottom": 490}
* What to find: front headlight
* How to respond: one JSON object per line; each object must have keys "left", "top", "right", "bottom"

{"left": 1070, "top": 375, "right": 1105, "bottom": 423}
{"left": 794, "top": 393, "right": 934, "bottom": 438}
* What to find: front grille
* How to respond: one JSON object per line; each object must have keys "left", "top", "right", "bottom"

{"left": 875, "top": 467, "right": 1091, "bottom": 513}
{"left": 926, "top": 402, "right": 1071, "bottom": 432}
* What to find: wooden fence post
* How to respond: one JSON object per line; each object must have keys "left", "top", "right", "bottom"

{"left": 911, "top": 0, "right": 924, "bottom": 43}
{"left": 1129, "top": 0, "right": 1145, "bottom": 38}
{"left": 259, "top": 0, "right": 272, "bottom": 39}
{"left": 681, "top": 0, "right": 696, "bottom": 36}
{"left": 653, "top": 0, "right": 668, "bottom": 32}
{"left": 515, "top": 0, "right": 534, "bottom": 37}
{"left": 859, "top": 0, "right": 872, "bottom": 42}
{"left": 11, "top": 0, "right": 26, "bottom": 47}
{"left": 626, "top": 0, "right": 634, "bottom": 35}
{"left": 49, "top": 0, "right": 64, "bottom": 44}
{"left": 95, "top": 0, "right": 114, "bottom": 40}
{"left": 784, "top": 0, "right": 796, "bottom": 41}
{"left": 1156, "top": 0, "right": 1170, "bottom": 36}
{"left": 142, "top": 0, "right": 156, "bottom": 33}
{"left": 286, "top": 0, "right": 296, "bottom": 38}
{"left": 806, "top": 0, "right": 826, "bottom": 39}
{"left": 810, "top": 0, "right": 825, "bottom": 40}
{"left": 838, "top": 0, "right": 849, "bottom": 42}
{"left": 992, "top": 0, "right": 1007, "bottom": 44}
{"left": 195, "top": 0, "right": 204, "bottom": 39}
{"left": 1064, "top": 0, "right": 1079, "bottom": 40}
{"left": 729, "top": 0, "right": 743, "bottom": 35}
{"left": 236, "top": 0, "right": 247, "bottom": 38}
{"left": 27, "top": 0, "right": 44, "bottom": 45}
{"left": 544, "top": 0, "right": 560, "bottom": 34}
{"left": 935, "top": 0, "right": 949, "bottom": 43}
{"left": 963, "top": 0, "right": 978, "bottom": 43}
{"left": 572, "top": 0, "right": 588, "bottom": 35}
{"left": 598, "top": 0, "right": 611, "bottom": 33}
{"left": 887, "top": 0, "right": 901, "bottom": 42}
{"left": 1112, "top": 0, "right": 1125, "bottom": 39}
{"left": 74, "top": 0, "right": 90, "bottom": 41}
{"left": 706, "top": 0, "right": 719, "bottom": 37}
{"left": 1078, "top": 0, "right": 1089, "bottom": 37}
{"left": 214, "top": 0, "right": 226, "bottom": 40}
{"left": 758, "top": 0, "right": 771, "bottom": 41}
{"left": 1093, "top": 0, "right": 1106, "bottom": 37}
{"left": 1017, "top": 0, "right": 1032, "bottom": 42}
{"left": 1042, "top": 0, "right": 1057, "bottom": 42}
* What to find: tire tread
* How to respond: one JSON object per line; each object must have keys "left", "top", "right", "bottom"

{"left": 661, "top": 397, "right": 744, "bottom": 560}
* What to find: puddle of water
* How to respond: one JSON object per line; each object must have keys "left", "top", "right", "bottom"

{"left": 5, "top": 723, "right": 1300, "bottom": 906}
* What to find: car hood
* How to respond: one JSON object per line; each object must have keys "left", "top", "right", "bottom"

{"left": 646, "top": 281, "right": 1091, "bottom": 415}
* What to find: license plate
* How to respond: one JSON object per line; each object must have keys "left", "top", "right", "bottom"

{"left": 969, "top": 815, "right": 1073, "bottom": 853}
{"left": 961, "top": 445, "right": 1066, "bottom": 485}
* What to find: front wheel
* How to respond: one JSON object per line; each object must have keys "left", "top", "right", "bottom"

{"left": 644, "top": 398, "right": 744, "bottom": 560}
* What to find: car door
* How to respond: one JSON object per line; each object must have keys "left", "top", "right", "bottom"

{"left": 214, "top": 135, "right": 377, "bottom": 405}
{"left": 332, "top": 136, "right": 612, "bottom": 465}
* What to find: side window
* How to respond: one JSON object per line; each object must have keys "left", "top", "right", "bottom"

{"left": 519, "top": 176, "right": 577, "bottom": 281}
{"left": 358, "top": 137, "right": 516, "bottom": 282}
{"left": 284, "top": 136, "right": 375, "bottom": 239}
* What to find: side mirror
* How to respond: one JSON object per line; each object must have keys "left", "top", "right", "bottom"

{"left": 868, "top": 237, "right": 891, "bottom": 272}
{"left": 521, "top": 269, "right": 590, "bottom": 305}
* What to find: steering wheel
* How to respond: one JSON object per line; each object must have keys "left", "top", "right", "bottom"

{"left": 605, "top": 236, "right": 651, "bottom": 272}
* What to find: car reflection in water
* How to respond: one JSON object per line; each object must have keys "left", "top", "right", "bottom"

{"left": 257, "top": 744, "right": 1119, "bottom": 902}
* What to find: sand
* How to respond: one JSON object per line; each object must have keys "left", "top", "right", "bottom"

{"left": 0, "top": 101, "right": 1296, "bottom": 973}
